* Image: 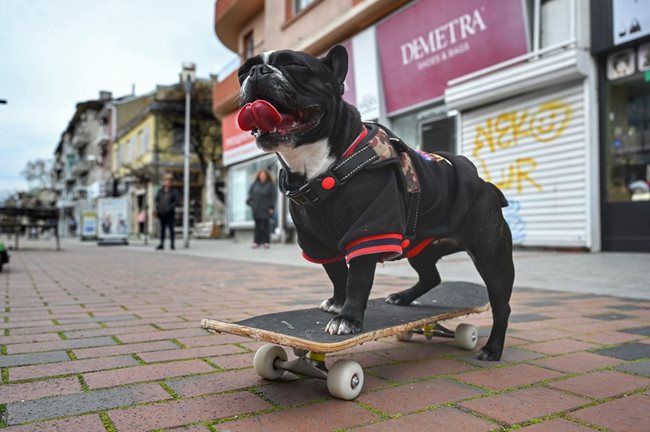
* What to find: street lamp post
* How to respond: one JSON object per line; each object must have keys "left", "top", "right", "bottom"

{"left": 180, "top": 63, "right": 196, "bottom": 249}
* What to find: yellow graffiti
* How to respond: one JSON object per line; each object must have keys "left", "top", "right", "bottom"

{"left": 472, "top": 100, "right": 572, "bottom": 193}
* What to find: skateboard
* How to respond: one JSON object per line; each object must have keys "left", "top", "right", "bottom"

{"left": 201, "top": 281, "right": 489, "bottom": 400}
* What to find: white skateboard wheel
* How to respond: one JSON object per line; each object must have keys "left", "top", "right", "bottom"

{"left": 327, "top": 360, "right": 364, "bottom": 400}
{"left": 454, "top": 323, "right": 478, "bottom": 350}
{"left": 396, "top": 331, "right": 413, "bottom": 342}
{"left": 253, "top": 344, "right": 288, "bottom": 380}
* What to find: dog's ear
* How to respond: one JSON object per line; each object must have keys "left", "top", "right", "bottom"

{"left": 321, "top": 45, "right": 348, "bottom": 94}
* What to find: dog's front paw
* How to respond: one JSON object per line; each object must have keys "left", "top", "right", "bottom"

{"left": 325, "top": 315, "right": 362, "bottom": 335}
{"left": 477, "top": 344, "right": 503, "bottom": 361}
{"left": 319, "top": 298, "right": 343, "bottom": 314}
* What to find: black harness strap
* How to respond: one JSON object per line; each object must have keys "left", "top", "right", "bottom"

{"left": 278, "top": 136, "right": 380, "bottom": 206}
{"left": 278, "top": 124, "right": 422, "bottom": 240}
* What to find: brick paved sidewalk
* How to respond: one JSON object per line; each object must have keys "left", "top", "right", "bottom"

{"left": 0, "top": 244, "right": 649, "bottom": 431}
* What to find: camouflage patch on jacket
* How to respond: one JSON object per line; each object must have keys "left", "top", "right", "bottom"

{"left": 368, "top": 128, "right": 421, "bottom": 193}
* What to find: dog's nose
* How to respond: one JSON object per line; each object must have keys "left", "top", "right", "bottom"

{"left": 250, "top": 64, "right": 273, "bottom": 79}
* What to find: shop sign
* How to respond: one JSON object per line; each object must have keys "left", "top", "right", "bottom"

{"left": 376, "top": 0, "right": 529, "bottom": 114}
{"left": 607, "top": 49, "right": 636, "bottom": 80}
{"left": 222, "top": 111, "right": 260, "bottom": 166}
{"left": 81, "top": 210, "right": 97, "bottom": 238}
{"left": 97, "top": 197, "right": 130, "bottom": 241}
{"left": 613, "top": 0, "right": 650, "bottom": 45}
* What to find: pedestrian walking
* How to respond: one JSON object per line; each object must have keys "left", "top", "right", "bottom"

{"left": 155, "top": 173, "right": 179, "bottom": 250}
{"left": 247, "top": 169, "right": 276, "bottom": 249}
{"left": 137, "top": 207, "right": 147, "bottom": 239}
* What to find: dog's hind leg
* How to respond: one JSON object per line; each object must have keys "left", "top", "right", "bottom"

{"left": 385, "top": 239, "right": 461, "bottom": 305}
{"left": 462, "top": 197, "right": 514, "bottom": 361}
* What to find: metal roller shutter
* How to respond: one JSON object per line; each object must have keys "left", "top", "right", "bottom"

{"left": 460, "top": 83, "right": 588, "bottom": 248}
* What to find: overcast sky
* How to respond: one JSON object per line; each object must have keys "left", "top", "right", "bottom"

{"left": 0, "top": 0, "right": 237, "bottom": 199}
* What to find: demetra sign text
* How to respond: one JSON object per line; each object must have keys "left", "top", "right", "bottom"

{"left": 377, "top": 0, "right": 529, "bottom": 114}
{"left": 400, "top": 8, "right": 487, "bottom": 70}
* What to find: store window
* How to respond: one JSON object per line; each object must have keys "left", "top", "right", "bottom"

{"left": 605, "top": 57, "right": 650, "bottom": 202}
{"left": 228, "top": 156, "right": 279, "bottom": 225}
{"left": 391, "top": 105, "right": 457, "bottom": 153}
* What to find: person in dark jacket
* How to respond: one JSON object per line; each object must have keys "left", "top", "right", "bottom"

{"left": 155, "top": 173, "right": 180, "bottom": 250}
{"left": 247, "top": 169, "right": 276, "bottom": 248}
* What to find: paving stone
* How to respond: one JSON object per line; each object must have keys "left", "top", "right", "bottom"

{"left": 0, "top": 350, "right": 70, "bottom": 367}
{"left": 215, "top": 399, "right": 377, "bottom": 431}
{"left": 9, "top": 355, "right": 139, "bottom": 381}
{"left": 460, "top": 387, "right": 590, "bottom": 425}
{"left": 509, "top": 313, "right": 552, "bottom": 323}
{"left": 108, "top": 392, "right": 271, "bottom": 431}
{"left": 208, "top": 353, "right": 255, "bottom": 370}
{"left": 523, "top": 339, "right": 598, "bottom": 355}
{"left": 457, "top": 347, "right": 545, "bottom": 368}
{"left": 358, "top": 379, "right": 484, "bottom": 415}
{"left": 549, "top": 370, "right": 650, "bottom": 399}
{"left": 6, "top": 336, "right": 117, "bottom": 354}
{"left": 0, "top": 415, "right": 106, "bottom": 432}
{"left": 83, "top": 359, "right": 215, "bottom": 389}
{"left": 0, "top": 376, "right": 82, "bottom": 404}
{"left": 73, "top": 340, "right": 180, "bottom": 359}
{"left": 458, "top": 364, "right": 562, "bottom": 390}
{"left": 368, "top": 357, "right": 474, "bottom": 382}
{"left": 5, "top": 382, "right": 170, "bottom": 425}
{"left": 0, "top": 332, "right": 61, "bottom": 344}
{"left": 524, "top": 300, "right": 562, "bottom": 307}
{"left": 607, "top": 304, "right": 649, "bottom": 311}
{"left": 117, "top": 327, "right": 210, "bottom": 343}
{"left": 63, "top": 324, "right": 157, "bottom": 339}
{"left": 587, "top": 313, "right": 635, "bottom": 321}
{"left": 617, "top": 360, "right": 650, "bottom": 377}
{"left": 530, "top": 351, "right": 624, "bottom": 373}
{"left": 56, "top": 314, "right": 137, "bottom": 324}
{"left": 621, "top": 325, "right": 650, "bottom": 336}
{"left": 166, "top": 369, "right": 262, "bottom": 397}
{"left": 573, "top": 330, "right": 643, "bottom": 345}
{"left": 353, "top": 407, "right": 495, "bottom": 431}
{"left": 517, "top": 418, "right": 596, "bottom": 431}
{"left": 138, "top": 344, "right": 245, "bottom": 363}
{"left": 594, "top": 342, "right": 650, "bottom": 361}
{"left": 570, "top": 394, "right": 650, "bottom": 432}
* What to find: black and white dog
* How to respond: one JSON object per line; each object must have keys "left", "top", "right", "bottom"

{"left": 237, "top": 46, "right": 514, "bottom": 361}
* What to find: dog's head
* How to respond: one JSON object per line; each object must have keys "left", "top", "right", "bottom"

{"left": 237, "top": 45, "right": 349, "bottom": 152}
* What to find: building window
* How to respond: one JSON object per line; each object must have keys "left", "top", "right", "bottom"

{"left": 604, "top": 69, "right": 650, "bottom": 202}
{"left": 526, "top": 0, "right": 574, "bottom": 51}
{"left": 293, "top": 0, "right": 315, "bottom": 15}
{"left": 243, "top": 31, "right": 254, "bottom": 59}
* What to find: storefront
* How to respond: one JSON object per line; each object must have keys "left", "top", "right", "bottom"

{"left": 374, "top": 0, "right": 600, "bottom": 249}
{"left": 592, "top": 0, "right": 650, "bottom": 252}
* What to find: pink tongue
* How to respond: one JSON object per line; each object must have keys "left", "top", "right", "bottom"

{"left": 237, "top": 100, "right": 294, "bottom": 133}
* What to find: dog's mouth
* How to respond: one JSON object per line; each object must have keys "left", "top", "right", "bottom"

{"left": 237, "top": 100, "right": 321, "bottom": 139}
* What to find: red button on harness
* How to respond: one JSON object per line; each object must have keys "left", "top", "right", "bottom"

{"left": 401, "top": 239, "right": 411, "bottom": 249}
{"left": 321, "top": 177, "right": 336, "bottom": 190}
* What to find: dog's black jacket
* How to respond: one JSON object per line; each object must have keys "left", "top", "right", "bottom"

{"left": 281, "top": 123, "right": 507, "bottom": 265}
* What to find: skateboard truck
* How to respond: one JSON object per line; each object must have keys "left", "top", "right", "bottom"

{"left": 396, "top": 323, "right": 478, "bottom": 347}
{"left": 254, "top": 345, "right": 365, "bottom": 400}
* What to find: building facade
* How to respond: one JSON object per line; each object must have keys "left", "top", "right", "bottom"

{"left": 53, "top": 92, "right": 113, "bottom": 237}
{"left": 109, "top": 80, "right": 222, "bottom": 237}
{"left": 212, "top": 0, "right": 648, "bottom": 252}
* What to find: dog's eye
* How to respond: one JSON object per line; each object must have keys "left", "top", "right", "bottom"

{"left": 284, "top": 63, "right": 308, "bottom": 69}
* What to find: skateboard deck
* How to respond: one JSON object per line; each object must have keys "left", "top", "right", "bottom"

{"left": 201, "top": 281, "right": 489, "bottom": 353}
